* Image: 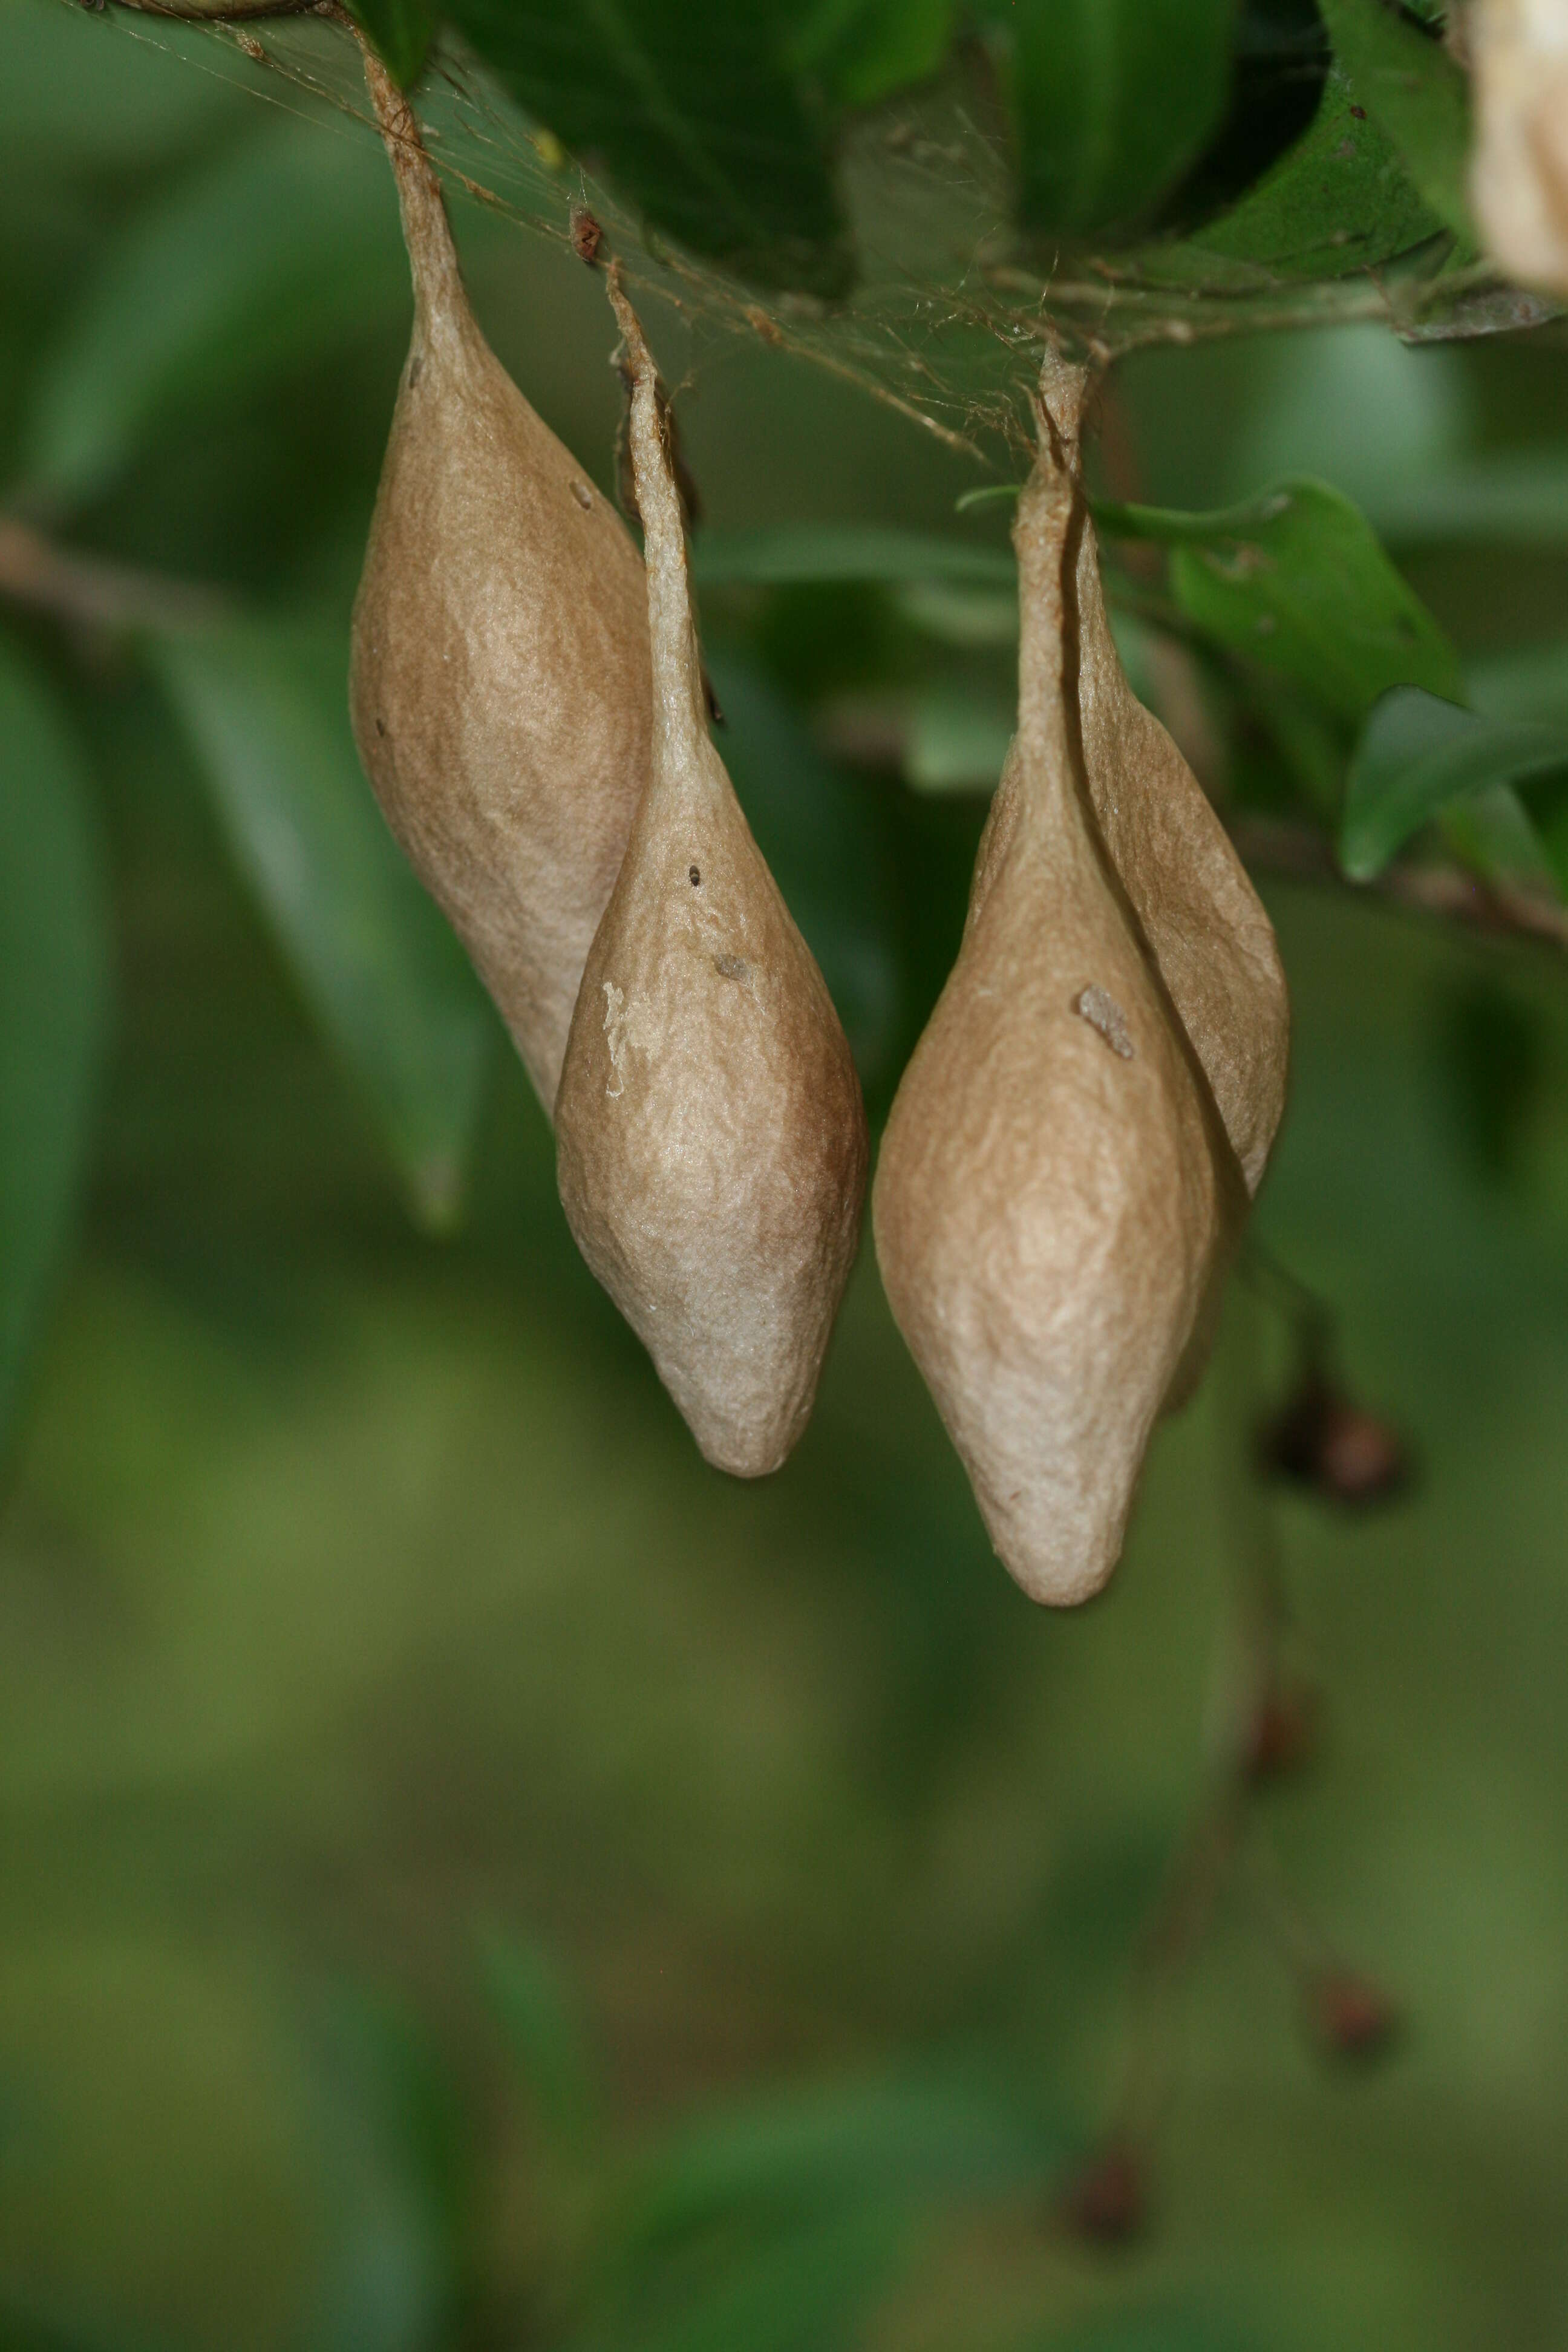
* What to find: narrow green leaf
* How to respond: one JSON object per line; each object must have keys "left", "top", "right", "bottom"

{"left": 693, "top": 526, "right": 1014, "bottom": 588}
{"left": 1436, "top": 781, "right": 1559, "bottom": 893}
{"left": 788, "top": 0, "right": 953, "bottom": 108}
{"left": 149, "top": 622, "right": 492, "bottom": 1230}
{"left": 1341, "top": 686, "right": 1568, "bottom": 879}
{"left": 22, "top": 113, "right": 405, "bottom": 508}
{"left": 341, "top": 0, "right": 437, "bottom": 88}
{"left": 307, "top": 1983, "right": 465, "bottom": 2352}
{"left": 1188, "top": 60, "right": 1442, "bottom": 278}
{"left": 1316, "top": 0, "right": 1472, "bottom": 238}
{"left": 474, "top": 1925, "right": 599, "bottom": 2155}
{"left": 444, "top": 0, "right": 852, "bottom": 295}
{"left": 0, "top": 634, "right": 109, "bottom": 1460}
{"left": 595, "top": 2204, "right": 909, "bottom": 2352}
{"left": 978, "top": 0, "right": 1240, "bottom": 238}
{"left": 1098, "top": 479, "right": 1463, "bottom": 722}
{"left": 621, "top": 2073, "right": 1066, "bottom": 2256}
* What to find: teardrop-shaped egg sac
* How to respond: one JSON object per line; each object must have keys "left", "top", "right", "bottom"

{"left": 554, "top": 276, "right": 868, "bottom": 1478}
{"left": 872, "top": 367, "right": 1240, "bottom": 1607}
{"left": 349, "top": 50, "right": 650, "bottom": 1114}
{"left": 1070, "top": 441, "right": 1289, "bottom": 1196}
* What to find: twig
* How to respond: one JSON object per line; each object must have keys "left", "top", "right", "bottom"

{"left": 1232, "top": 814, "right": 1568, "bottom": 951}
{"left": 97, "top": 0, "right": 330, "bottom": 20}
{"left": 0, "top": 515, "right": 230, "bottom": 636}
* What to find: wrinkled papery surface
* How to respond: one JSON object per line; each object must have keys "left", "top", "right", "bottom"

{"left": 554, "top": 277, "right": 867, "bottom": 1478}
{"left": 873, "top": 359, "right": 1258, "bottom": 1607}
{"left": 1073, "top": 517, "right": 1289, "bottom": 1195}
{"left": 1472, "top": 0, "right": 1568, "bottom": 294}
{"left": 350, "top": 52, "right": 650, "bottom": 1114}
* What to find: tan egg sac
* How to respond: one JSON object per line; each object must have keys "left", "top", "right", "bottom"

{"left": 349, "top": 48, "right": 650, "bottom": 1113}
{"left": 872, "top": 361, "right": 1247, "bottom": 1609}
{"left": 554, "top": 275, "right": 868, "bottom": 1478}
{"left": 1471, "top": 0, "right": 1568, "bottom": 293}
{"left": 1071, "top": 497, "right": 1289, "bottom": 1196}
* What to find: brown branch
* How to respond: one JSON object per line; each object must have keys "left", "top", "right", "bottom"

{"left": 1232, "top": 813, "right": 1568, "bottom": 952}
{"left": 0, "top": 516, "right": 230, "bottom": 636}
{"left": 101, "top": 0, "right": 330, "bottom": 21}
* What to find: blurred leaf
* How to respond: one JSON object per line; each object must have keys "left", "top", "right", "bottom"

{"left": 0, "top": 5, "right": 249, "bottom": 177}
{"left": 22, "top": 114, "right": 405, "bottom": 508}
{"left": 1436, "top": 780, "right": 1559, "bottom": 893}
{"left": 1432, "top": 977, "right": 1545, "bottom": 1187}
{"left": 975, "top": 0, "right": 1238, "bottom": 239}
{"left": 892, "top": 579, "right": 1018, "bottom": 648}
{"left": 706, "top": 652, "right": 902, "bottom": 1087}
{"left": 589, "top": 2204, "right": 909, "bottom": 2352}
{"left": 307, "top": 1987, "right": 468, "bottom": 2352}
{"left": 1185, "top": 61, "right": 1442, "bottom": 276}
{"left": 901, "top": 684, "right": 1014, "bottom": 794}
{"left": 1316, "top": 0, "right": 1472, "bottom": 238}
{"left": 696, "top": 526, "right": 1014, "bottom": 589}
{"left": 1152, "top": 0, "right": 1330, "bottom": 235}
{"left": 619, "top": 2073, "right": 1066, "bottom": 2258}
{"left": 787, "top": 0, "right": 954, "bottom": 108}
{"left": 0, "top": 634, "right": 109, "bottom": 1461}
{"left": 342, "top": 0, "right": 436, "bottom": 88}
{"left": 1469, "top": 641, "right": 1568, "bottom": 728}
{"left": 0, "top": 2299, "right": 163, "bottom": 2352}
{"left": 1341, "top": 686, "right": 1568, "bottom": 880}
{"left": 1098, "top": 480, "right": 1463, "bottom": 721}
{"left": 1512, "top": 768, "right": 1568, "bottom": 904}
{"left": 149, "top": 621, "right": 492, "bottom": 1229}
{"left": 1214, "top": 323, "right": 1468, "bottom": 522}
{"left": 1376, "top": 449, "right": 1568, "bottom": 546}
{"left": 1027, "top": 2314, "right": 1258, "bottom": 2352}
{"left": 474, "top": 1924, "right": 599, "bottom": 2155}
{"left": 443, "top": 0, "right": 852, "bottom": 295}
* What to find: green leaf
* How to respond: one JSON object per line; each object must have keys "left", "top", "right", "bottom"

{"left": 1469, "top": 640, "right": 1568, "bottom": 728}
{"left": 308, "top": 1983, "right": 467, "bottom": 2351}
{"left": 149, "top": 622, "right": 492, "bottom": 1230}
{"left": 1097, "top": 479, "right": 1463, "bottom": 722}
{"left": 1187, "top": 60, "right": 1443, "bottom": 277}
{"left": 978, "top": 0, "right": 1240, "bottom": 238}
{"left": 1027, "top": 2313, "right": 1256, "bottom": 2352}
{"left": 22, "top": 113, "right": 405, "bottom": 508}
{"left": 1316, "top": 0, "right": 1472, "bottom": 238}
{"left": 0, "top": 634, "right": 109, "bottom": 1461}
{"left": 1373, "top": 449, "right": 1568, "bottom": 547}
{"left": 900, "top": 685, "right": 1015, "bottom": 793}
{"left": 693, "top": 527, "right": 1014, "bottom": 589}
{"left": 341, "top": 0, "right": 437, "bottom": 88}
{"left": 593, "top": 2204, "right": 910, "bottom": 2352}
{"left": 474, "top": 1925, "right": 599, "bottom": 2155}
{"left": 443, "top": 0, "right": 852, "bottom": 295}
{"left": 706, "top": 653, "right": 902, "bottom": 1088}
{"left": 1436, "top": 780, "right": 1558, "bottom": 893}
{"left": 1340, "top": 686, "right": 1568, "bottom": 880}
{"left": 620, "top": 2073, "right": 1065, "bottom": 2256}
{"left": 786, "top": 0, "right": 954, "bottom": 108}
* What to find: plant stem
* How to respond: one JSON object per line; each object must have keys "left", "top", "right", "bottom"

{"left": 0, "top": 516, "right": 229, "bottom": 636}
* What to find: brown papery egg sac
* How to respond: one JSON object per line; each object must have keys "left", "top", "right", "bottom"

{"left": 872, "top": 361, "right": 1245, "bottom": 1609}
{"left": 1470, "top": 0, "right": 1568, "bottom": 295}
{"left": 1066, "top": 436, "right": 1289, "bottom": 1194}
{"left": 554, "top": 273, "right": 868, "bottom": 1478}
{"left": 350, "top": 46, "right": 650, "bottom": 1114}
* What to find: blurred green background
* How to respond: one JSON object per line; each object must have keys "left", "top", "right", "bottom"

{"left": 5, "top": 3, "right": 1568, "bottom": 2348}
